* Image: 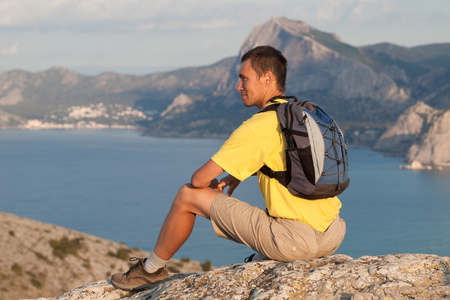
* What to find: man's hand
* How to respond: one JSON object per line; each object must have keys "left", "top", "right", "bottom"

{"left": 208, "top": 178, "right": 219, "bottom": 190}
{"left": 217, "top": 174, "right": 241, "bottom": 196}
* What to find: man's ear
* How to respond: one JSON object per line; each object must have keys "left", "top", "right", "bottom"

{"left": 264, "top": 71, "right": 274, "bottom": 86}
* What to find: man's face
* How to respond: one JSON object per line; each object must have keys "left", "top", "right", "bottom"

{"left": 236, "top": 59, "right": 266, "bottom": 108}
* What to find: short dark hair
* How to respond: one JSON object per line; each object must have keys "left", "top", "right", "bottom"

{"left": 241, "top": 45, "right": 287, "bottom": 93}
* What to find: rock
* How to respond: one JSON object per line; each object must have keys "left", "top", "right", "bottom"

{"left": 400, "top": 160, "right": 434, "bottom": 171}
{"left": 374, "top": 101, "right": 450, "bottom": 170}
{"left": 405, "top": 109, "right": 450, "bottom": 169}
{"left": 160, "top": 93, "right": 203, "bottom": 119}
{"left": 38, "top": 253, "right": 450, "bottom": 300}
{"left": 373, "top": 101, "right": 436, "bottom": 155}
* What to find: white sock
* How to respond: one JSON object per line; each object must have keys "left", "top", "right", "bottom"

{"left": 144, "top": 251, "right": 169, "bottom": 273}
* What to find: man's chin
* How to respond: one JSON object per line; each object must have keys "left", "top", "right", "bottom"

{"left": 241, "top": 99, "right": 250, "bottom": 107}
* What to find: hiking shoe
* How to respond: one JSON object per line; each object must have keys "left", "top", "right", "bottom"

{"left": 244, "top": 252, "right": 267, "bottom": 262}
{"left": 111, "top": 257, "right": 169, "bottom": 291}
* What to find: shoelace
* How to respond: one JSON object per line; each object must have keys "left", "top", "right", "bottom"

{"left": 244, "top": 253, "right": 256, "bottom": 263}
{"left": 125, "top": 257, "right": 145, "bottom": 277}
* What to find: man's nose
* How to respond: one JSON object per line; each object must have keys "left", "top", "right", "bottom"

{"left": 236, "top": 80, "right": 242, "bottom": 91}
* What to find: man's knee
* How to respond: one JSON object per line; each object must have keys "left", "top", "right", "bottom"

{"left": 173, "top": 183, "right": 217, "bottom": 218}
{"left": 174, "top": 184, "right": 195, "bottom": 205}
{"left": 174, "top": 183, "right": 207, "bottom": 207}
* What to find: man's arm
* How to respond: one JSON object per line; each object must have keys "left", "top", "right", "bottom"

{"left": 191, "top": 159, "right": 225, "bottom": 189}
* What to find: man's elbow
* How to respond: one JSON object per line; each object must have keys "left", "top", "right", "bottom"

{"left": 190, "top": 159, "right": 223, "bottom": 188}
{"left": 190, "top": 173, "right": 206, "bottom": 188}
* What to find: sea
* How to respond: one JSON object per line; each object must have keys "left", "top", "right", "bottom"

{"left": 1, "top": 129, "right": 449, "bottom": 267}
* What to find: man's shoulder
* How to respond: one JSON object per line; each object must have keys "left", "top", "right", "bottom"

{"left": 232, "top": 108, "right": 280, "bottom": 141}
{"left": 244, "top": 109, "right": 278, "bottom": 127}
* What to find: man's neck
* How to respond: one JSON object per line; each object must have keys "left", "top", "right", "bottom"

{"left": 259, "top": 93, "right": 284, "bottom": 110}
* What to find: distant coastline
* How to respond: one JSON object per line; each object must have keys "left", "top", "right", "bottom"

{"left": 2, "top": 126, "right": 446, "bottom": 171}
{"left": 17, "top": 119, "right": 138, "bottom": 130}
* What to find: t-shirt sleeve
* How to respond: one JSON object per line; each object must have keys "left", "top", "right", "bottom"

{"left": 211, "top": 121, "right": 265, "bottom": 181}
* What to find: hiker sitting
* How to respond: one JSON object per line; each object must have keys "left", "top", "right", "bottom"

{"left": 111, "top": 45, "right": 346, "bottom": 291}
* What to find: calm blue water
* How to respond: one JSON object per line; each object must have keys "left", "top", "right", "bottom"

{"left": 1, "top": 129, "right": 449, "bottom": 267}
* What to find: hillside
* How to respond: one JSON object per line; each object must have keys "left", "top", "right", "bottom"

{"left": 363, "top": 42, "right": 450, "bottom": 72}
{"left": 0, "top": 212, "right": 207, "bottom": 300}
{"left": 0, "top": 57, "right": 235, "bottom": 129}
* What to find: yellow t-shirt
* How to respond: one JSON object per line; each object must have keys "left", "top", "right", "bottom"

{"left": 211, "top": 100, "right": 342, "bottom": 232}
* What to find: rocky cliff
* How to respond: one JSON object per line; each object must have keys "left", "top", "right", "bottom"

{"left": 38, "top": 253, "right": 450, "bottom": 300}
{"left": 373, "top": 101, "right": 450, "bottom": 170}
{"left": 405, "top": 109, "right": 450, "bottom": 170}
{"left": 0, "top": 212, "right": 206, "bottom": 300}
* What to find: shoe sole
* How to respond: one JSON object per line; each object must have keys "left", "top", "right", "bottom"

{"left": 111, "top": 277, "right": 168, "bottom": 291}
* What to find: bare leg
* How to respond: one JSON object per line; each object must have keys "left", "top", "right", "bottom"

{"left": 153, "top": 183, "right": 220, "bottom": 260}
{"left": 110, "top": 183, "right": 221, "bottom": 290}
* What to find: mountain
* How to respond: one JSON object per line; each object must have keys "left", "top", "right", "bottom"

{"left": 363, "top": 43, "right": 450, "bottom": 72}
{"left": 0, "top": 212, "right": 207, "bottom": 300}
{"left": 0, "top": 58, "right": 234, "bottom": 129}
{"left": 0, "top": 108, "right": 24, "bottom": 128}
{"left": 139, "top": 17, "right": 450, "bottom": 140}
{"left": 0, "top": 17, "right": 449, "bottom": 163}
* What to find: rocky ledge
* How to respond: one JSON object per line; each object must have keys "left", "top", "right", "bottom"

{"left": 38, "top": 253, "right": 450, "bottom": 300}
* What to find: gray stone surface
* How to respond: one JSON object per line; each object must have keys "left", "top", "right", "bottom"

{"left": 43, "top": 253, "right": 450, "bottom": 300}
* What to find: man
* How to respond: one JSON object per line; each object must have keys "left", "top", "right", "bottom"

{"left": 111, "top": 45, "right": 346, "bottom": 291}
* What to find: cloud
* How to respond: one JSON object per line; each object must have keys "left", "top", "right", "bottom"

{"left": 0, "top": 0, "right": 157, "bottom": 27}
{"left": 1, "top": 0, "right": 448, "bottom": 73}
{"left": 191, "top": 19, "right": 237, "bottom": 30}
{"left": 1, "top": 0, "right": 449, "bottom": 33}
{"left": 0, "top": 0, "right": 246, "bottom": 31}
{"left": 316, "top": 0, "right": 396, "bottom": 23}
{"left": 0, "top": 42, "right": 19, "bottom": 55}
{"left": 315, "top": 0, "right": 450, "bottom": 26}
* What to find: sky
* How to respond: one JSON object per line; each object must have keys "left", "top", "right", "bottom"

{"left": 1, "top": 0, "right": 449, "bottom": 75}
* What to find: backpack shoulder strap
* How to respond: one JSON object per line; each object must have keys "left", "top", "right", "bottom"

{"left": 259, "top": 165, "right": 287, "bottom": 186}
{"left": 259, "top": 103, "right": 279, "bottom": 113}
{"left": 271, "top": 95, "right": 297, "bottom": 102}
{"left": 259, "top": 95, "right": 298, "bottom": 114}
{"left": 257, "top": 95, "right": 299, "bottom": 188}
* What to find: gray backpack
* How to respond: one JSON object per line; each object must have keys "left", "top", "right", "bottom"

{"left": 259, "top": 96, "right": 349, "bottom": 199}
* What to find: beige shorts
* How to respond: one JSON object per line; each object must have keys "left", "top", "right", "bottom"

{"left": 210, "top": 193, "right": 346, "bottom": 262}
